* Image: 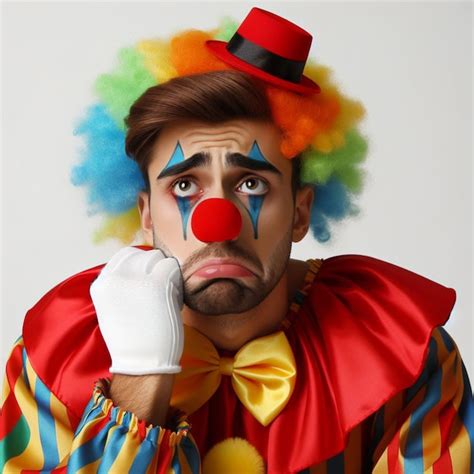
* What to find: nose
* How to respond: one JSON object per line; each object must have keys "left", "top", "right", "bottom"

{"left": 191, "top": 198, "right": 242, "bottom": 243}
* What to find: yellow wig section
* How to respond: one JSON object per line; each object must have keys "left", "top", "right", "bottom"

{"left": 136, "top": 39, "right": 178, "bottom": 84}
{"left": 93, "top": 206, "right": 142, "bottom": 244}
{"left": 202, "top": 437, "right": 265, "bottom": 474}
{"left": 304, "top": 61, "right": 367, "bottom": 154}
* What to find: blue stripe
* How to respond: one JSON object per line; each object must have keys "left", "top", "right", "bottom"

{"left": 403, "top": 336, "right": 441, "bottom": 473}
{"left": 22, "top": 347, "right": 30, "bottom": 392}
{"left": 180, "top": 435, "right": 201, "bottom": 474}
{"left": 34, "top": 373, "right": 59, "bottom": 470}
{"left": 74, "top": 394, "right": 106, "bottom": 436}
{"left": 97, "top": 412, "right": 128, "bottom": 473}
{"left": 128, "top": 427, "right": 160, "bottom": 473}
{"left": 68, "top": 416, "right": 117, "bottom": 470}
{"left": 368, "top": 404, "right": 385, "bottom": 459}
{"left": 458, "top": 361, "right": 474, "bottom": 473}
{"left": 437, "top": 326, "right": 455, "bottom": 353}
{"left": 405, "top": 336, "right": 438, "bottom": 406}
{"left": 170, "top": 443, "right": 182, "bottom": 474}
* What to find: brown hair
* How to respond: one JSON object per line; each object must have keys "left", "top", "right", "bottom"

{"left": 124, "top": 69, "right": 301, "bottom": 194}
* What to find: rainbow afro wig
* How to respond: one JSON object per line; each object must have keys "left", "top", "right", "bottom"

{"left": 71, "top": 16, "right": 369, "bottom": 245}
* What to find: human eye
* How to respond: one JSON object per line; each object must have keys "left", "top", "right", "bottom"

{"left": 236, "top": 176, "right": 269, "bottom": 196}
{"left": 170, "top": 177, "right": 200, "bottom": 198}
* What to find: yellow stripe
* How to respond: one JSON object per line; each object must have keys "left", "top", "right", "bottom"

{"left": 432, "top": 328, "right": 449, "bottom": 370}
{"left": 372, "top": 448, "right": 389, "bottom": 474}
{"left": 1, "top": 371, "right": 11, "bottom": 408}
{"left": 448, "top": 418, "right": 471, "bottom": 474}
{"left": 444, "top": 335, "right": 470, "bottom": 474}
{"left": 76, "top": 457, "right": 101, "bottom": 473}
{"left": 50, "top": 391, "right": 74, "bottom": 466}
{"left": 70, "top": 398, "right": 110, "bottom": 448}
{"left": 397, "top": 410, "right": 411, "bottom": 471}
{"left": 3, "top": 364, "right": 45, "bottom": 472}
{"left": 24, "top": 351, "right": 37, "bottom": 392}
{"left": 23, "top": 351, "right": 73, "bottom": 467}
{"left": 108, "top": 423, "right": 143, "bottom": 471}
{"left": 397, "top": 384, "right": 431, "bottom": 471}
{"left": 1, "top": 337, "right": 24, "bottom": 407}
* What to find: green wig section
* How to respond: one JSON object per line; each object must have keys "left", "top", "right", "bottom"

{"left": 92, "top": 16, "right": 237, "bottom": 132}
{"left": 213, "top": 17, "right": 239, "bottom": 40}
{"left": 94, "top": 47, "right": 156, "bottom": 131}
{"left": 300, "top": 128, "right": 368, "bottom": 193}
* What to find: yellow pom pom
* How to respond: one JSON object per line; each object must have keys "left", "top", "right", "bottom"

{"left": 202, "top": 437, "right": 265, "bottom": 474}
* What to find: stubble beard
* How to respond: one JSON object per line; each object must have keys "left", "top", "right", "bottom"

{"left": 153, "top": 225, "right": 293, "bottom": 315}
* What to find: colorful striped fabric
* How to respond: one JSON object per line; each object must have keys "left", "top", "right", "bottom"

{"left": 1, "top": 326, "right": 473, "bottom": 473}
{"left": 300, "top": 326, "right": 474, "bottom": 473}
{"left": 0, "top": 336, "right": 200, "bottom": 473}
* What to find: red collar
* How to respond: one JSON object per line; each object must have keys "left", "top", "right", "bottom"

{"left": 23, "top": 250, "right": 455, "bottom": 471}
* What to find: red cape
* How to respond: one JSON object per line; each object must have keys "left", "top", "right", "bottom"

{"left": 22, "top": 249, "right": 456, "bottom": 472}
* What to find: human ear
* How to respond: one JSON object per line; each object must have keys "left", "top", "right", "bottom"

{"left": 137, "top": 190, "right": 153, "bottom": 246}
{"left": 292, "top": 185, "right": 314, "bottom": 242}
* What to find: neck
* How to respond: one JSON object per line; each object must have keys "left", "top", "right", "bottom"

{"left": 181, "top": 259, "right": 308, "bottom": 351}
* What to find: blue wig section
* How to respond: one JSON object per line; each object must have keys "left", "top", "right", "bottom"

{"left": 71, "top": 103, "right": 145, "bottom": 215}
{"left": 310, "top": 177, "right": 358, "bottom": 243}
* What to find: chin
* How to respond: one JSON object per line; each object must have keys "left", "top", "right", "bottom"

{"left": 184, "top": 279, "right": 260, "bottom": 315}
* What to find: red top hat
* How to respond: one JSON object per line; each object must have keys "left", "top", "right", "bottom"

{"left": 205, "top": 7, "right": 321, "bottom": 95}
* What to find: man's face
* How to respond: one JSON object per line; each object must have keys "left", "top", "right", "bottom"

{"left": 138, "top": 118, "right": 313, "bottom": 315}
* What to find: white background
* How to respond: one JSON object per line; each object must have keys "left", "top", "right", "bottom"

{"left": 1, "top": 2, "right": 473, "bottom": 381}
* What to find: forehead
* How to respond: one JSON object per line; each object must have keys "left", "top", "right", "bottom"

{"left": 148, "top": 118, "right": 290, "bottom": 173}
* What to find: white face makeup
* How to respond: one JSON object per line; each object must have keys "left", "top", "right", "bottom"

{"left": 138, "top": 118, "right": 311, "bottom": 315}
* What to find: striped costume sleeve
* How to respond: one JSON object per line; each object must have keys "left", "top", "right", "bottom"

{"left": 0, "top": 335, "right": 201, "bottom": 473}
{"left": 369, "top": 326, "right": 474, "bottom": 473}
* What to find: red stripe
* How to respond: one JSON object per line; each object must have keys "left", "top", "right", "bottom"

{"left": 433, "top": 401, "right": 456, "bottom": 474}
{"left": 155, "top": 430, "right": 173, "bottom": 474}
{"left": 50, "top": 467, "right": 67, "bottom": 473}
{"left": 0, "top": 345, "right": 24, "bottom": 439}
{"left": 387, "top": 428, "right": 402, "bottom": 474}
{"left": 66, "top": 405, "right": 79, "bottom": 432}
{"left": 138, "top": 418, "right": 147, "bottom": 441}
{"left": 22, "top": 470, "right": 66, "bottom": 474}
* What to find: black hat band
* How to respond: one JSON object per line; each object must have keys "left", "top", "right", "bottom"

{"left": 226, "top": 32, "right": 305, "bottom": 84}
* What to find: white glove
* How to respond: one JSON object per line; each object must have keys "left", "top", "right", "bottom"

{"left": 90, "top": 246, "right": 184, "bottom": 375}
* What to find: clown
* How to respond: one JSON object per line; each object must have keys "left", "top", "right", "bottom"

{"left": 1, "top": 7, "right": 473, "bottom": 474}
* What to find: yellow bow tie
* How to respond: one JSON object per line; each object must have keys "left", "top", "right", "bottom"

{"left": 170, "top": 324, "right": 297, "bottom": 426}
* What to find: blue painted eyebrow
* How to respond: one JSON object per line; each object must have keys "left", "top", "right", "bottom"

{"left": 156, "top": 140, "right": 282, "bottom": 180}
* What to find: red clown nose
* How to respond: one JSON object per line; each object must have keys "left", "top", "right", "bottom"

{"left": 191, "top": 198, "right": 242, "bottom": 243}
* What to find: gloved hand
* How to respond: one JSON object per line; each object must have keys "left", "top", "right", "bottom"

{"left": 90, "top": 246, "right": 184, "bottom": 375}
